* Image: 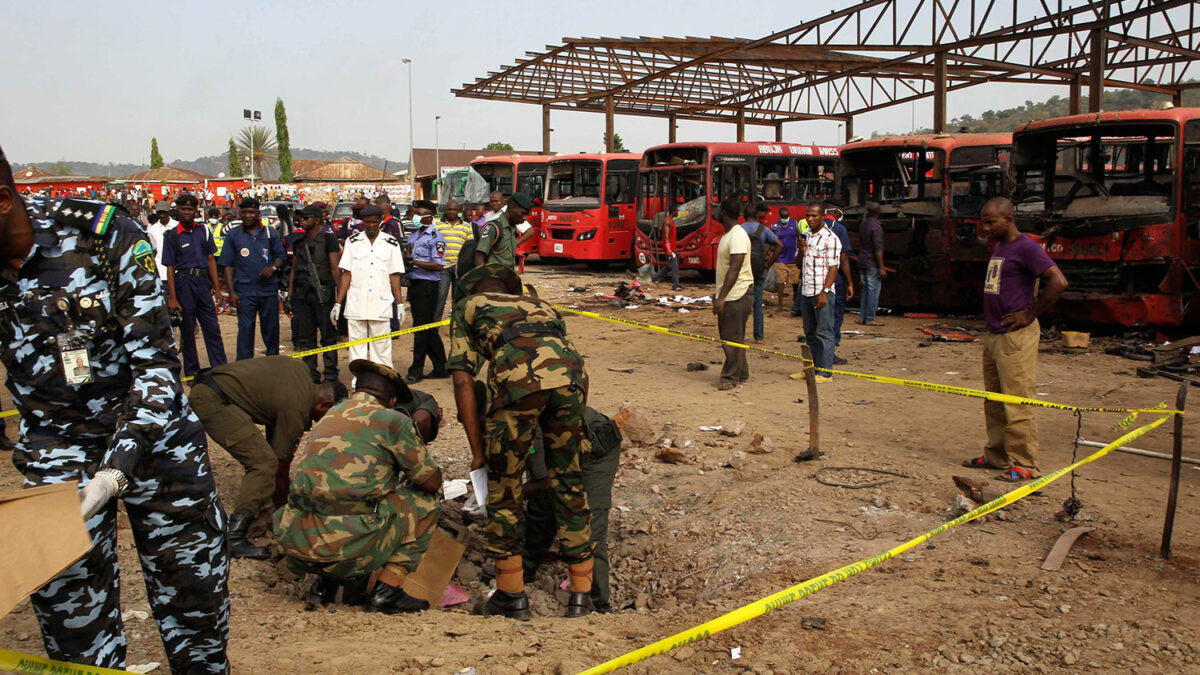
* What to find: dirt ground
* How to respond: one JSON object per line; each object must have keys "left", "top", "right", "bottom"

{"left": 2, "top": 262, "right": 1200, "bottom": 675}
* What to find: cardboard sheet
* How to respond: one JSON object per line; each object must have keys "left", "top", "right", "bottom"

{"left": 402, "top": 529, "right": 465, "bottom": 608}
{"left": 0, "top": 482, "right": 93, "bottom": 616}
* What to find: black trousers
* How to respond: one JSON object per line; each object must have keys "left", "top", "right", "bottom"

{"left": 408, "top": 278, "right": 445, "bottom": 376}
{"left": 290, "top": 286, "right": 339, "bottom": 383}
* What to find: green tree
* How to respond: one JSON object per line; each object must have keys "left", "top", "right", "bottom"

{"left": 46, "top": 160, "right": 73, "bottom": 175}
{"left": 484, "top": 141, "right": 514, "bottom": 151}
{"left": 235, "top": 126, "right": 279, "bottom": 180}
{"left": 227, "top": 138, "right": 243, "bottom": 177}
{"left": 149, "top": 137, "right": 164, "bottom": 169}
{"left": 275, "top": 98, "right": 292, "bottom": 182}
{"left": 609, "top": 132, "right": 629, "bottom": 152}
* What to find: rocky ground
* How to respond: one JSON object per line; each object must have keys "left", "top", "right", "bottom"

{"left": 2, "top": 262, "right": 1199, "bottom": 674}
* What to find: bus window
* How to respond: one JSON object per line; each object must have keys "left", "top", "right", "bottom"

{"left": 517, "top": 170, "right": 545, "bottom": 199}
{"left": 713, "top": 162, "right": 751, "bottom": 203}
{"left": 755, "top": 158, "right": 791, "bottom": 201}
{"left": 795, "top": 162, "right": 833, "bottom": 200}
{"left": 1185, "top": 146, "right": 1200, "bottom": 238}
{"left": 605, "top": 170, "right": 635, "bottom": 205}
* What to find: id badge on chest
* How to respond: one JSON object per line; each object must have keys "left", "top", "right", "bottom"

{"left": 58, "top": 333, "right": 93, "bottom": 386}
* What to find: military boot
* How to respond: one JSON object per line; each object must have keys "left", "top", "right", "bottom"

{"left": 304, "top": 575, "right": 339, "bottom": 611}
{"left": 565, "top": 592, "right": 594, "bottom": 618}
{"left": 482, "top": 589, "right": 532, "bottom": 620}
{"left": 341, "top": 576, "right": 370, "bottom": 606}
{"left": 228, "top": 511, "right": 270, "bottom": 560}
{"left": 365, "top": 582, "right": 429, "bottom": 614}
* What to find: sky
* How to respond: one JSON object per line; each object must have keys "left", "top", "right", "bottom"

{"left": 3, "top": 0, "right": 1088, "bottom": 167}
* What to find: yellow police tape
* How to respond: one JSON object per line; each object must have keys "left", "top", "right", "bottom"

{"left": 577, "top": 414, "right": 1172, "bottom": 675}
{"left": 550, "top": 305, "right": 1183, "bottom": 418}
{"left": 0, "top": 648, "right": 131, "bottom": 674}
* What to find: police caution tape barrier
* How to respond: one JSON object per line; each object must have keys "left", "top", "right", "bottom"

{"left": 551, "top": 305, "right": 1183, "bottom": 419}
{"left": 0, "top": 319, "right": 451, "bottom": 419}
{"left": 577, "top": 414, "right": 1172, "bottom": 675}
{"left": 0, "top": 648, "right": 131, "bottom": 674}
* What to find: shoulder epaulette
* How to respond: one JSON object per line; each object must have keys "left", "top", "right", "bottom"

{"left": 54, "top": 199, "right": 124, "bottom": 236}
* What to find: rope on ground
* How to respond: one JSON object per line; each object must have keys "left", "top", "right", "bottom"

{"left": 813, "top": 466, "right": 913, "bottom": 489}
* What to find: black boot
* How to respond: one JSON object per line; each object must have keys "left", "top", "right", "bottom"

{"left": 565, "top": 591, "right": 593, "bottom": 618}
{"left": 227, "top": 511, "right": 270, "bottom": 560}
{"left": 341, "top": 576, "right": 369, "bottom": 606}
{"left": 482, "top": 589, "right": 532, "bottom": 620}
{"left": 304, "top": 575, "right": 339, "bottom": 611}
{"left": 365, "top": 582, "right": 429, "bottom": 614}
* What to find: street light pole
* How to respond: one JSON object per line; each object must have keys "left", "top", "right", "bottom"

{"left": 403, "top": 58, "right": 414, "bottom": 200}
{"left": 435, "top": 115, "right": 441, "bottom": 193}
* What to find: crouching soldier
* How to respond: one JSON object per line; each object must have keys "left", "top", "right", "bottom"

{"left": 274, "top": 359, "right": 443, "bottom": 614}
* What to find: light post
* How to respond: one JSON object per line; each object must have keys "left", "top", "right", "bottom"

{"left": 435, "top": 115, "right": 441, "bottom": 195}
{"left": 243, "top": 108, "right": 261, "bottom": 190}
{"left": 403, "top": 58, "right": 414, "bottom": 199}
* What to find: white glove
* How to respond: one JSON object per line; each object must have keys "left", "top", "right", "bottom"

{"left": 397, "top": 301, "right": 407, "bottom": 325}
{"left": 80, "top": 470, "right": 122, "bottom": 520}
{"left": 329, "top": 303, "right": 341, "bottom": 324}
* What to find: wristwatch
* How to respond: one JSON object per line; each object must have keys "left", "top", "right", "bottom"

{"left": 96, "top": 467, "right": 129, "bottom": 495}
{"left": 823, "top": 287, "right": 835, "bottom": 294}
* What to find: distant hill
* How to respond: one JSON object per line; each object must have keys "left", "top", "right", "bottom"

{"left": 13, "top": 148, "right": 407, "bottom": 179}
{"left": 874, "top": 84, "right": 1200, "bottom": 136}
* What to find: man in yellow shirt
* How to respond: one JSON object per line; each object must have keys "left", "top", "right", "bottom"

{"left": 435, "top": 199, "right": 474, "bottom": 321}
{"left": 713, "top": 198, "right": 754, "bottom": 391}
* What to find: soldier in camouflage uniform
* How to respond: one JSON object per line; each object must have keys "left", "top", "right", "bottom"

{"left": 448, "top": 263, "right": 594, "bottom": 619}
{"left": 0, "top": 145, "right": 229, "bottom": 673}
{"left": 472, "top": 192, "right": 532, "bottom": 270}
{"left": 274, "top": 359, "right": 443, "bottom": 615}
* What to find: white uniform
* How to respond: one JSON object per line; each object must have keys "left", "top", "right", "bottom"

{"left": 339, "top": 230, "right": 406, "bottom": 371}
{"left": 145, "top": 219, "right": 176, "bottom": 281}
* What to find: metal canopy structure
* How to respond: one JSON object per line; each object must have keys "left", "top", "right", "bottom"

{"left": 453, "top": 0, "right": 1200, "bottom": 150}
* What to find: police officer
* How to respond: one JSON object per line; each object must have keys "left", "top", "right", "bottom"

{"left": 448, "top": 263, "right": 593, "bottom": 619}
{"left": 275, "top": 360, "right": 443, "bottom": 615}
{"left": 405, "top": 199, "right": 448, "bottom": 384}
{"left": 219, "top": 197, "right": 285, "bottom": 360}
{"left": 0, "top": 145, "right": 230, "bottom": 673}
{"left": 474, "top": 192, "right": 532, "bottom": 270}
{"left": 162, "top": 193, "right": 227, "bottom": 376}
{"left": 287, "top": 204, "right": 341, "bottom": 383}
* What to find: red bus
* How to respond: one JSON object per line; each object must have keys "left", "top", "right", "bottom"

{"left": 1013, "top": 108, "right": 1200, "bottom": 327}
{"left": 538, "top": 153, "right": 640, "bottom": 264}
{"left": 634, "top": 142, "right": 839, "bottom": 276}
{"left": 469, "top": 155, "right": 549, "bottom": 258}
{"left": 836, "top": 133, "right": 1012, "bottom": 309}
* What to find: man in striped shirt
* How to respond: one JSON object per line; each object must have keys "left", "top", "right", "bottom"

{"left": 434, "top": 199, "right": 474, "bottom": 321}
{"left": 791, "top": 201, "right": 841, "bottom": 386}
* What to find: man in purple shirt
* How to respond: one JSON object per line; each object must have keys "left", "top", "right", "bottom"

{"left": 163, "top": 193, "right": 227, "bottom": 375}
{"left": 856, "top": 202, "right": 886, "bottom": 326}
{"left": 963, "top": 198, "right": 1067, "bottom": 482}
{"left": 770, "top": 207, "right": 800, "bottom": 309}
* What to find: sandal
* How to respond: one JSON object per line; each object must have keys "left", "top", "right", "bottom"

{"left": 962, "top": 456, "right": 1002, "bottom": 470}
{"left": 717, "top": 382, "right": 737, "bottom": 391}
{"left": 996, "top": 467, "right": 1034, "bottom": 482}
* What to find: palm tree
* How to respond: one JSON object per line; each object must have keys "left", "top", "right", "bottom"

{"left": 235, "top": 126, "right": 279, "bottom": 181}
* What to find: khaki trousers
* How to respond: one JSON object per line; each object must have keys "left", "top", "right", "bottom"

{"left": 982, "top": 320, "right": 1040, "bottom": 472}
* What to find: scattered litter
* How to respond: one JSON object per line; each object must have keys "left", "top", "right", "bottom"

{"left": 569, "top": 286, "right": 588, "bottom": 292}
{"left": 730, "top": 647, "right": 742, "bottom": 660}
{"left": 615, "top": 505, "right": 631, "bottom": 512}
{"left": 944, "top": 371, "right": 959, "bottom": 375}
{"left": 127, "top": 664, "right": 161, "bottom": 674}
{"left": 801, "top": 617, "right": 827, "bottom": 630}
{"left": 609, "top": 280, "right": 650, "bottom": 304}
{"left": 852, "top": 399, "right": 872, "bottom": 405}
{"left": 1037, "top": 392, "right": 1049, "bottom": 396}
{"left": 608, "top": 367, "right": 635, "bottom": 374}
{"left": 442, "top": 479, "right": 469, "bottom": 501}
{"left": 440, "top": 583, "right": 471, "bottom": 607}
{"left": 624, "top": 305, "right": 639, "bottom": 310}
{"left": 919, "top": 323, "right": 977, "bottom": 342}
{"left": 121, "top": 610, "right": 149, "bottom": 621}
{"left": 698, "top": 425, "right": 723, "bottom": 432}
{"left": 677, "top": 308, "right": 689, "bottom": 313}
{"left": 559, "top": 578, "right": 570, "bottom": 591}
{"left": 686, "top": 362, "right": 709, "bottom": 371}
{"left": 842, "top": 330, "right": 863, "bottom": 335}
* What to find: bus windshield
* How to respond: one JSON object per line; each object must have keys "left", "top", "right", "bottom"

{"left": 546, "top": 160, "right": 603, "bottom": 206}
{"left": 472, "top": 162, "right": 515, "bottom": 195}
{"left": 839, "top": 147, "right": 945, "bottom": 214}
{"left": 638, "top": 168, "right": 707, "bottom": 231}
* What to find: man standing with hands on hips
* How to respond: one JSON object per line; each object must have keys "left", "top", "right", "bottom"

{"left": 963, "top": 198, "right": 1067, "bottom": 482}
{"left": 332, "top": 204, "right": 406, "bottom": 374}
{"left": 220, "top": 197, "right": 286, "bottom": 360}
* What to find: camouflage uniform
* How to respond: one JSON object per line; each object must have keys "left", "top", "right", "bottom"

{"left": 274, "top": 391, "right": 442, "bottom": 584}
{"left": 447, "top": 292, "right": 592, "bottom": 563}
{"left": 475, "top": 213, "right": 518, "bottom": 269}
{"left": 0, "top": 198, "right": 229, "bottom": 673}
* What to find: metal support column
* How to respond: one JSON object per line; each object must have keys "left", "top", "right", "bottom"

{"left": 605, "top": 97, "right": 615, "bottom": 153}
{"left": 1174, "top": 90, "right": 1184, "bottom": 108}
{"left": 668, "top": 114, "right": 677, "bottom": 143}
{"left": 1069, "top": 76, "right": 1082, "bottom": 115}
{"left": 1089, "top": 30, "right": 1104, "bottom": 112}
{"left": 774, "top": 122, "right": 784, "bottom": 143}
{"left": 933, "top": 52, "right": 947, "bottom": 133}
{"left": 542, "top": 104, "right": 551, "bottom": 155}
{"left": 844, "top": 116, "right": 854, "bottom": 143}
{"left": 736, "top": 109, "right": 746, "bottom": 142}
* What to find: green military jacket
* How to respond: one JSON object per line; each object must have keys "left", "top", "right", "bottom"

{"left": 475, "top": 213, "right": 517, "bottom": 269}
{"left": 447, "top": 293, "right": 588, "bottom": 413}
{"left": 274, "top": 392, "right": 439, "bottom": 567}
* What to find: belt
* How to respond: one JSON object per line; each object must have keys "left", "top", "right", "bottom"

{"left": 494, "top": 321, "right": 565, "bottom": 351}
{"left": 287, "top": 494, "right": 382, "bottom": 517}
{"left": 178, "top": 268, "right": 209, "bottom": 277}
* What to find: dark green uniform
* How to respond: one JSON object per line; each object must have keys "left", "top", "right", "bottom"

{"left": 190, "top": 355, "right": 317, "bottom": 515}
{"left": 475, "top": 213, "right": 518, "bottom": 269}
{"left": 447, "top": 292, "right": 592, "bottom": 563}
{"left": 274, "top": 391, "right": 442, "bottom": 582}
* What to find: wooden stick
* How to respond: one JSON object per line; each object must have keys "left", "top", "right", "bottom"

{"left": 801, "top": 343, "right": 820, "bottom": 454}
{"left": 1161, "top": 381, "right": 1189, "bottom": 559}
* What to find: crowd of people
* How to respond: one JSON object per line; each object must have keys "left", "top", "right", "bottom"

{"left": 0, "top": 129, "right": 1070, "bottom": 674}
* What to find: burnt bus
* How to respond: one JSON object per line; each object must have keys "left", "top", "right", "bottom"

{"left": 836, "top": 133, "right": 1012, "bottom": 309}
{"left": 1012, "top": 108, "right": 1200, "bottom": 327}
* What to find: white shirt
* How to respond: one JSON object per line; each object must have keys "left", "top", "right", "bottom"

{"left": 339, "top": 231, "right": 406, "bottom": 320}
{"left": 145, "top": 219, "right": 175, "bottom": 280}
{"left": 800, "top": 225, "right": 842, "bottom": 297}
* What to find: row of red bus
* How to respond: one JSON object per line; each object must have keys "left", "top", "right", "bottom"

{"left": 466, "top": 107, "right": 1200, "bottom": 327}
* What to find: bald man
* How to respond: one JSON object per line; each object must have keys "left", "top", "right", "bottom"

{"left": 962, "top": 197, "right": 1067, "bottom": 482}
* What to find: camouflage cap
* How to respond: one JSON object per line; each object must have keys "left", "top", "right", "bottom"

{"left": 456, "top": 262, "right": 522, "bottom": 297}
{"left": 348, "top": 359, "right": 413, "bottom": 404}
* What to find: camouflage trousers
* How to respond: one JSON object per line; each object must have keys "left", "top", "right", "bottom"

{"left": 12, "top": 412, "right": 231, "bottom": 674}
{"left": 484, "top": 384, "right": 592, "bottom": 563}
{"left": 277, "top": 483, "right": 441, "bottom": 583}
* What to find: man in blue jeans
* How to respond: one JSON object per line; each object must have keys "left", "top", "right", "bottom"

{"left": 740, "top": 202, "right": 782, "bottom": 343}
{"left": 790, "top": 201, "right": 841, "bottom": 387}
{"left": 857, "top": 202, "right": 887, "bottom": 326}
{"left": 220, "top": 197, "right": 286, "bottom": 360}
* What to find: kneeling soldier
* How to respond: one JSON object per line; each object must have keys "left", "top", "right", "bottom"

{"left": 275, "top": 359, "right": 443, "bottom": 614}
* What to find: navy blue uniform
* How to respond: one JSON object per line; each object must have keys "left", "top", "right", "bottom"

{"left": 0, "top": 198, "right": 230, "bottom": 673}
{"left": 406, "top": 224, "right": 447, "bottom": 379}
{"left": 218, "top": 223, "right": 285, "bottom": 360}
{"left": 162, "top": 222, "right": 226, "bottom": 375}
